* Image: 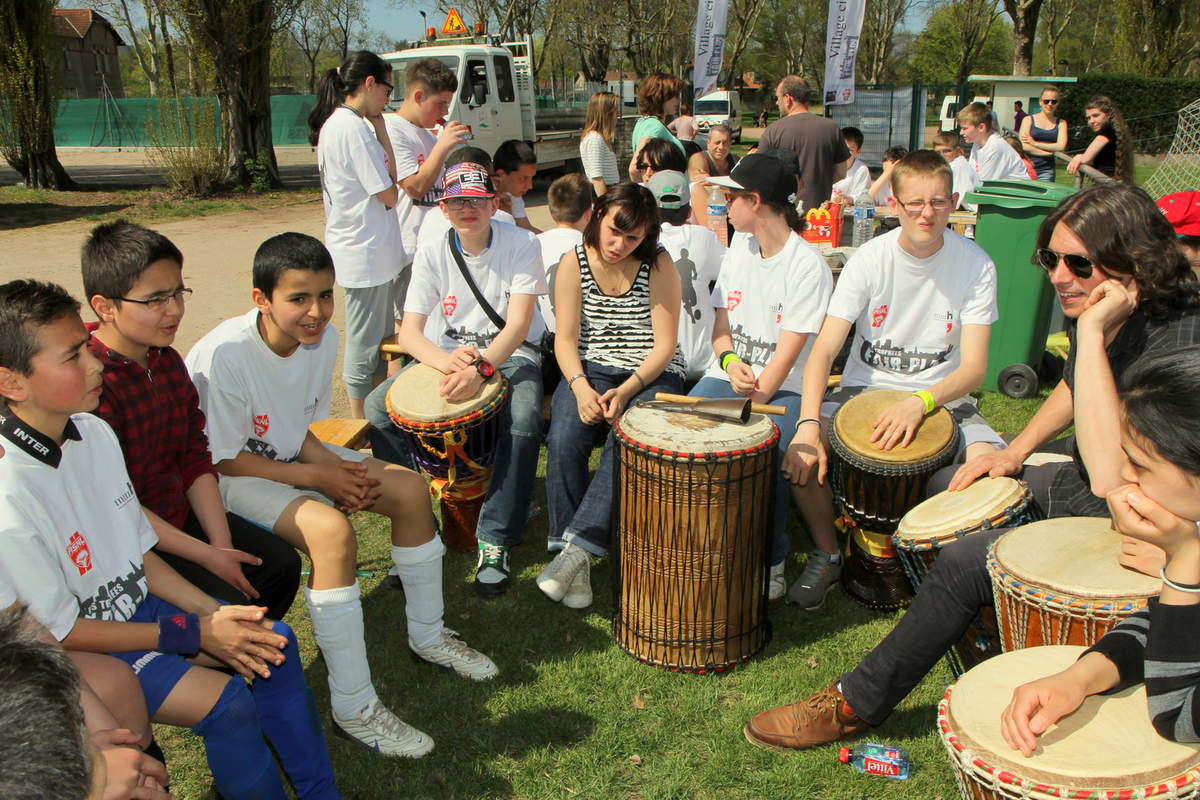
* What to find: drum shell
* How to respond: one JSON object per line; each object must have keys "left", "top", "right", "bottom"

{"left": 612, "top": 423, "right": 777, "bottom": 673}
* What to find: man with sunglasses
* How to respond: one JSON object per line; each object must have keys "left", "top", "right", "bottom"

{"left": 743, "top": 181, "right": 1200, "bottom": 755}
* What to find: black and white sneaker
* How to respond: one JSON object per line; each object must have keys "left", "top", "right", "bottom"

{"left": 474, "top": 542, "right": 510, "bottom": 597}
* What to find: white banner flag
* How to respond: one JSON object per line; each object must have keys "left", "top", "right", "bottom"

{"left": 692, "top": 0, "right": 729, "bottom": 101}
{"left": 822, "top": 0, "right": 865, "bottom": 106}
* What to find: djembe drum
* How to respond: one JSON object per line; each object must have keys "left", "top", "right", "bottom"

{"left": 938, "top": 646, "right": 1200, "bottom": 800}
{"left": 386, "top": 362, "right": 508, "bottom": 551}
{"left": 612, "top": 405, "right": 778, "bottom": 673}
{"left": 987, "top": 517, "right": 1161, "bottom": 651}
{"left": 828, "top": 389, "right": 960, "bottom": 609}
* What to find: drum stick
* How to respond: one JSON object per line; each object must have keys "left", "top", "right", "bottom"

{"left": 654, "top": 393, "right": 787, "bottom": 416}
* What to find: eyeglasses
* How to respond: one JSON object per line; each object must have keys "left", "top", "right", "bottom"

{"left": 897, "top": 198, "right": 953, "bottom": 214}
{"left": 378, "top": 79, "right": 394, "bottom": 93}
{"left": 115, "top": 287, "right": 192, "bottom": 311}
{"left": 636, "top": 161, "right": 649, "bottom": 171}
{"left": 442, "top": 196, "right": 491, "bottom": 209}
{"left": 1033, "top": 247, "right": 1107, "bottom": 279}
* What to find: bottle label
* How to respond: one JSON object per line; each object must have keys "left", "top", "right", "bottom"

{"left": 862, "top": 756, "right": 901, "bottom": 777}
{"left": 708, "top": 205, "right": 726, "bottom": 216}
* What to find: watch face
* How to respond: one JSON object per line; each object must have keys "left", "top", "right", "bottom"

{"left": 477, "top": 360, "right": 495, "bottom": 378}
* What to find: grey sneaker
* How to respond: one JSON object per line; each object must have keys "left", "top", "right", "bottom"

{"left": 410, "top": 628, "right": 498, "bottom": 680}
{"left": 474, "top": 542, "right": 510, "bottom": 597}
{"left": 536, "top": 544, "right": 590, "bottom": 604}
{"left": 787, "top": 550, "right": 843, "bottom": 610}
{"left": 561, "top": 560, "right": 593, "bottom": 608}
{"left": 333, "top": 698, "right": 434, "bottom": 758}
{"left": 768, "top": 561, "right": 787, "bottom": 602}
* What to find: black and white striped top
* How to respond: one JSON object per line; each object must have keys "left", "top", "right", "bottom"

{"left": 575, "top": 244, "right": 686, "bottom": 377}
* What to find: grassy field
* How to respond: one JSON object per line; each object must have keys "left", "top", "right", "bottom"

{"left": 156, "top": 391, "right": 1048, "bottom": 800}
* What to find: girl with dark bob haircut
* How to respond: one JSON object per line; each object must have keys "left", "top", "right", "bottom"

{"left": 581, "top": 181, "right": 663, "bottom": 267}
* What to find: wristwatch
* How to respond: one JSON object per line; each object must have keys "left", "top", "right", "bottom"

{"left": 472, "top": 358, "right": 495, "bottom": 378}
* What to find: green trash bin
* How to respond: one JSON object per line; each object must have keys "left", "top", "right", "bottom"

{"left": 964, "top": 179, "right": 1076, "bottom": 398}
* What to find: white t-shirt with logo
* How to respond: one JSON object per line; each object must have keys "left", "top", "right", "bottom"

{"left": 534, "top": 227, "right": 584, "bottom": 335}
{"left": 417, "top": 207, "right": 517, "bottom": 252}
{"left": 186, "top": 309, "right": 337, "bottom": 464}
{"left": 832, "top": 157, "right": 870, "bottom": 199}
{"left": 659, "top": 222, "right": 725, "bottom": 378}
{"left": 970, "top": 132, "right": 1029, "bottom": 182}
{"left": 829, "top": 227, "right": 998, "bottom": 390}
{"left": 405, "top": 220, "right": 548, "bottom": 362}
{"left": 385, "top": 113, "right": 441, "bottom": 259}
{"left": 317, "top": 106, "right": 403, "bottom": 288}
{"left": 703, "top": 231, "right": 832, "bottom": 395}
{"left": 0, "top": 411, "right": 157, "bottom": 641}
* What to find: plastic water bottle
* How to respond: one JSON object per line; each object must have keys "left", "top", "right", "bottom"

{"left": 708, "top": 185, "right": 729, "bottom": 247}
{"left": 838, "top": 743, "right": 910, "bottom": 780}
{"left": 851, "top": 190, "right": 875, "bottom": 247}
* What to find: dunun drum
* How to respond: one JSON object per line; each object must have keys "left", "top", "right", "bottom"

{"left": 893, "top": 477, "right": 1039, "bottom": 675}
{"left": 612, "top": 405, "right": 778, "bottom": 673}
{"left": 829, "top": 389, "right": 960, "bottom": 609}
{"left": 386, "top": 362, "right": 509, "bottom": 551}
{"left": 939, "top": 646, "right": 1200, "bottom": 800}
{"left": 988, "top": 517, "right": 1162, "bottom": 651}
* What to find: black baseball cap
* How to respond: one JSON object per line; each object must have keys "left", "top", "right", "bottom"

{"left": 707, "top": 149, "right": 801, "bottom": 207}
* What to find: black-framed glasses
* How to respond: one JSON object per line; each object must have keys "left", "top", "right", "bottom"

{"left": 442, "top": 196, "right": 491, "bottom": 209}
{"left": 378, "top": 79, "right": 394, "bottom": 92}
{"left": 1033, "top": 247, "right": 1106, "bottom": 279}
{"left": 115, "top": 287, "right": 192, "bottom": 311}
{"left": 897, "top": 197, "right": 953, "bottom": 214}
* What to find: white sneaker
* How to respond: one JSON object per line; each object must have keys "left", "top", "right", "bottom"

{"left": 768, "top": 561, "right": 787, "bottom": 602}
{"left": 410, "top": 628, "right": 498, "bottom": 681}
{"left": 537, "top": 544, "right": 590, "bottom": 604}
{"left": 333, "top": 698, "right": 433, "bottom": 758}
{"left": 561, "top": 560, "right": 593, "bottom": 609}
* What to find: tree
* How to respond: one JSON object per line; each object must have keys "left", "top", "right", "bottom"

{"left": 858, "top": 0, "right": 914, "bottom": 83}
{"left": 326, "top": 0, "right": 364, "bottom": 59}
{"left": 1038, "top": 0, "right": 1075, "bottom": 76}
{"left": 0, "top": 0, "right": 74, "bottom": 188}
{"left": 911, "top": 0, "right": 1006, "bottom": 84}
{"left": 720, "top": 0, "right": 767, "bottom": 91}
{"left": 290, "top": 0, "right": 332, "bottom": 92}
{"left": 1001, "top": 0, "right": 1042, "bottom": 75}
{"left": 1113, "top": 0, "right": 1184, "bottom": 75}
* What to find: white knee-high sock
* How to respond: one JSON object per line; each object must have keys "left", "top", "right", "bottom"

{"left": 391, "top": 535, "right": 445, "bottom": 648}
{"left": 304, "top": 582, "right": 377, "bottom": 719}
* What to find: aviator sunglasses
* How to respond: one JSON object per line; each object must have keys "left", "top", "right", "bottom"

{"left": 1033, "top": 247, "right": 1110, "bottom": 280}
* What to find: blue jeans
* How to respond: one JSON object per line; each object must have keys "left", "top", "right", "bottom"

{"left": 546, "top": 360, "right": 684, "bottom": 555}
{"left": 364, "top": 356, "right": 544, "bottom": 547}
{"left": 689, "top": 377, "right": 801, "bottom": 566}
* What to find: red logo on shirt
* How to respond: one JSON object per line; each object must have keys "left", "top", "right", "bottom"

{"left": 253, "top": 414, "right": 270, "bottom": 437}
{"left": 67, "top": 532, "right": 93, "bottom": 576}
{"left": 442, "top": 295, "right": 457, "bottom": 316}
{"left": 727, "top": 291, "right": 742, "bottom": 311}
{"left": 872, "top": 304, "right": 889, "bottom": 328}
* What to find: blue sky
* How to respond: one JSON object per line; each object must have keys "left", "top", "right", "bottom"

{"left": 367, "top": 0, "right": 442, "bottom": 43}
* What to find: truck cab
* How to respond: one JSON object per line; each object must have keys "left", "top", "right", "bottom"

{"left": 694, "top": 90, "right": 742, "bottom": 142}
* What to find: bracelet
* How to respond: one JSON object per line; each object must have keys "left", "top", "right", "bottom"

{"left": 631, "top": 372, "right": 646, "bottom": 390}
{"left": 795, "top": 418, "right": 821, "bottom": 432}
{"left": 157, "top": 613, "right": 202, "bottom": 654}
{"left": 1160, "top": 566, "right": 1200, "bottom": 593}
{"left": 720, "top": 351, "right": 742, "bottom": 371}
{"left": 913, "top": 390, "right": 936, "bottom": 415}
{"left": 566, "top": 372, "right": 586, "bottom": 389}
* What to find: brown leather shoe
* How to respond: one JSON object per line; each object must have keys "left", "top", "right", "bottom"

{"left": 743, "top": 681, "right": 869, "bottom": 752}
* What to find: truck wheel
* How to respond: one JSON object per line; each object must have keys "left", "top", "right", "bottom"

{"left": 998, "top": 364, "right": 1038, "bottom": 399}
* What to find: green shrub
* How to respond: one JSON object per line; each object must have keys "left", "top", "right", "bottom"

{"left": 145, "top": 97, "right": 229, "bottom": 196}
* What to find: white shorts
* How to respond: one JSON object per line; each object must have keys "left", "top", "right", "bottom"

{"left": 219, "top": 443, "right": 369, "bottom": 530}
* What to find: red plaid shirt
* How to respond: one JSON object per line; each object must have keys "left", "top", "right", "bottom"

{"left": 87, "top": 324, "right": 217, "bottom": 528}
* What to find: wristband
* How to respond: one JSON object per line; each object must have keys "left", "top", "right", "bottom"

{"left": 913, "top": 390, "right": 936, "bottom": 415}
{"left": 1160, "top": 566, "right": 1200, "bottom": 593}
{"left": 720, "top": 350, "right": 742, "bottom": 371}
{"left": 795, "top": 418, "right": 821, "bottom": 432}
{"left": 157, "top": 612, "right": 202, "bottom": 654}
{"left": 631, "top": 372, "right": 646, "bottom": 391}
{"left": 566, "top": 372, "right": 586, "bottom": 389}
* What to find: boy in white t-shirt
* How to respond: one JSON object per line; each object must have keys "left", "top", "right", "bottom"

{"left": 782, "top": 150, "right": 1004, "bottom": 610}
{"left": 384, "top": 57, "right": 467, "bottom": 305}
{"left": 645, "top": 169, "right": 726, "bottom": 381}
{"left": 372, "top": 150, "right": 547, "bottom": 598}
{"left": 494, "top": 139, "right": 541, "bottom": 233}
{"left": 868, "top": 145, "right": 908, "bottom": 208}
{"left": 415, "top": 148, "right": 517, "bottom": 251}
{"left": 536, "top": 172, "right": 594, "bottom": 337}
{"left": 933, "top": 130, "right": 981, "bottom": 210}
{"left": 959, "top": 101, "right": 1028, "bottom": 182}
{"left": 831, "top": 126, "right": 871, "bottom": 202}
{"left": 186, "top": 233, "right": 496, "bottom": 759}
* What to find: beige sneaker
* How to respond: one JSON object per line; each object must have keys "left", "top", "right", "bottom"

{"left": 768, "top": 561, "right": 787, "bottom": 602}
{"left": 561, "top": 560, "right": 593, "bottom": 608}
{"left": 333, "top": 698, "right": 434, "bottom": 758}
{"left": 537, "top": 544, "right": 590, "bottom": 604}
{"left": 409, "top": 628, "right": 498, "bottom": 681}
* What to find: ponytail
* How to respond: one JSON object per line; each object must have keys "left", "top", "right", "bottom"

{"left": 306, "top": 51, "right": 391, "bottom": 146}
{"left": 307, "top": 68, "right": 341, "bottom": 145}
{"left": 782, "top": 203, "right": 805, "bottom": 235}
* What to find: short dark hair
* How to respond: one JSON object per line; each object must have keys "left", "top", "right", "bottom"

{"left": 493, "top": 140, "right": 536, "bottom": 173}
{"left": 445, "top": 145, "right": 493, "bottom": 173}
{"left": 81, "top": 220, "right": 183, "bottom": 306}
{"left": 583, "top": 182, "right": 661, "bottom": 266}
{"left": 841, "top": 126, "right": 864, "bottom": 150}
{"left": 659, "top": 204, "right": 690, "bottom": 226}
{"left": 882, "top": 145, "right": 909, "bottom": 163}
{"left": 639, "top": 138, "right": 688, "bottom": 173}
{"left": 252, "top": 233, "right": 335, "bottom": 297}
{"left": 0, "top": 280, "right": 81, "bottom": 376}
{"left": 1120, "top": 345, "right": 1200, "bottom": 477}
{"left": 0, "top": 606, "right": 92, "bottom": 800}
{"left": 548, "top": 173, "right": 594, "bottom": 223}
{"left": 404, "top": 57, "right": 457, "bottom": 94}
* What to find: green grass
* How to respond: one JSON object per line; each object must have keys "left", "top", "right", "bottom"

{"left": 158, "top": 392, "right": 1041, "bottom": 799}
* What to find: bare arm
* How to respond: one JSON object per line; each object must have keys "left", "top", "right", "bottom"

{"left": 629, "top": 136, "right": 651, "bottom": 183}
{"left": 782, "top": 315, "right": 854, "bottom": 485}
{"left": 590, "top": 176, "right": 608, "bottom": 197}
{"left": 1067, "top": 133, "right": 1111, "bottom": 174}
{"left": 554, "top": 251, "right": 605, "bottom": 425}
{"left": 399, "top": 120, "right": 468, "bottom": 198}
{"left": 687, "top": 151, "right": 710, "bottom": 182}
{"left": 752, "top": 330, "right": 809, "bottom": 404}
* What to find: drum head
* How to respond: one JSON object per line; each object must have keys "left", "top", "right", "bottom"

{"left": 616, "top": 405, "right": 776, "bottom": 457}
{"left": 896, "top": 477, "right": 1026, "bottom": 544}
{"left": 832, "top": 389, "right": 956, "bottom": 464}
{"left": 993, "top": 517, "right": 1162, "bottom": 600}
{"left": 945, "top": 645, "right": 1200, "bottom": 788}
{"left": 387, "top": 362, "right": 504, "bottom": 422}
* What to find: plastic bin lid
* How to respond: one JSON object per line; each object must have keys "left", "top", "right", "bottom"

{"left": 964, "top": 179, "right": 1076, "bottom": 209}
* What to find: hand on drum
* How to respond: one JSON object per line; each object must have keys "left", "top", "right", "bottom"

{"left": 1000, "top": 668, "right": 1090, "bottom": 757}
{"left": 948, "top": 448, "right": 1025, "bottom": 491}
{"left": 446, "top": 345, "right": 481, "bottom": 372}
{"left": 573, "top": 381, "right": 605, "bottom": 425}
{"left": 869, "top": 395, "right": 927, "bottom": 451}
{"left": 315, "top": 460, "right": 381, "bottom": 513}
{"left": 726, "top": 360, "right": 757, "bottom": 396}
{"left": 1108, "top": 483, "right": 1198, "bottom": 562}
{"left": 440, "top": 367, "right": 483, "bottom": 403}
{"left": 1079, "top": 280, "right": 1138, "bottom": 342}
{"left": 1119, "top": 535, "right": 1167, "bottom": 577}
{"left": 783, "top": 424, "right": 826, "bottom": 486}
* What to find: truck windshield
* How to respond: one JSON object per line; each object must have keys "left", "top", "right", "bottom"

{"left": 695, "top": 100, "right": 729, "bottom": 115}
{"left": 387, "top": 55, "right": 461, "bottom": 102}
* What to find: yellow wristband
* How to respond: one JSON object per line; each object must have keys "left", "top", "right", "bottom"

{"left": 913, "top": 390, "right": 935, "bottom": 415}
{"left": 720, "top": 351, "right": 742, "bottom": 371}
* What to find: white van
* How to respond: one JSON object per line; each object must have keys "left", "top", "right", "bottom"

{"left": 694, "top": 90, "right": 742, "bottom": 142}
{"left": 938, "top": 94, "right": 989, "bottom": 132}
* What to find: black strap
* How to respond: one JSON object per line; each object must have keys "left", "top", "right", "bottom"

{"left": 447, "top": 227, "right": 506, "bottom": 331}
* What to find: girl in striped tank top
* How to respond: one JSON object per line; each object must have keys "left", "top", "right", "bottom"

{"left": 537, "top": 183, "right": 687, "bottom": 609}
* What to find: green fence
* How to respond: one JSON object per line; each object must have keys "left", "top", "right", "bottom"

{"left": 52, "top": 95, "right": 317, "bottom": 147}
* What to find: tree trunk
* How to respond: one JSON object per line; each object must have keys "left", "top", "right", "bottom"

{"left": 1003, "top": 0, "right": 1042, "bottom": 75}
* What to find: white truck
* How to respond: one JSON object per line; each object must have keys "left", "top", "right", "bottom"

{"left": 380, "top": 34, "right": 612, "bottom": 172}
{"left": 693, "top": 90, "right": 742, "bottom": 142}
